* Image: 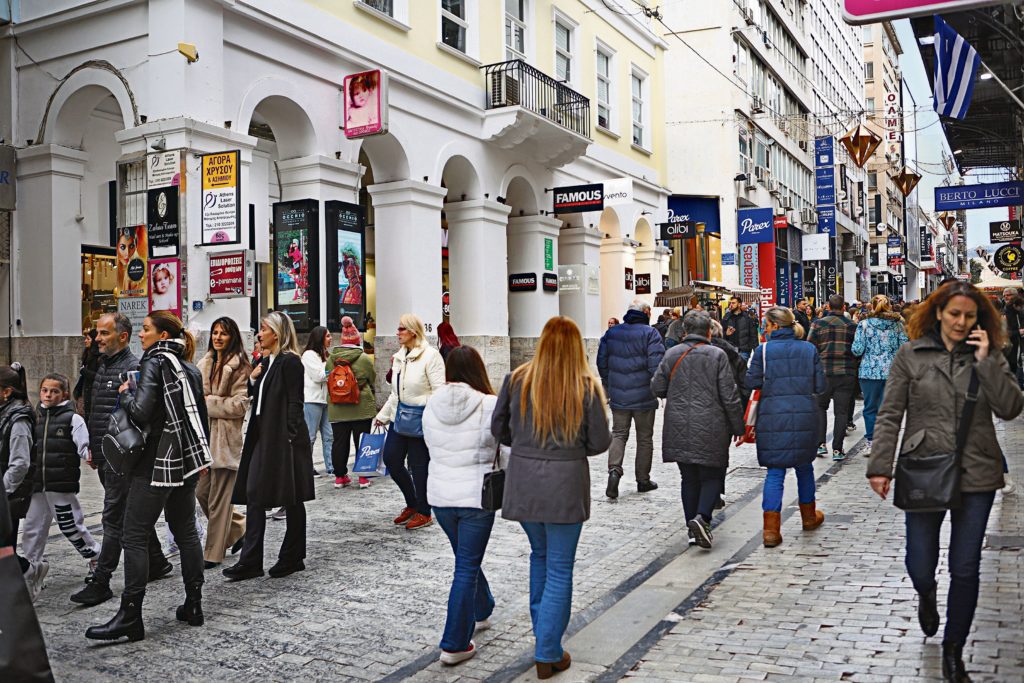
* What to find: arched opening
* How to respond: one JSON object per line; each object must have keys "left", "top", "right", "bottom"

{"left": 440, "top": 155, "right": 482, "bottom": 329}
{"left": 599, "top": 207, "right": 634, "bottom": 325}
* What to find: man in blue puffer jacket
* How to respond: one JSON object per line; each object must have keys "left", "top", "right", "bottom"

{"left": 597, "top": 300, "right": 666, "bottom": 499}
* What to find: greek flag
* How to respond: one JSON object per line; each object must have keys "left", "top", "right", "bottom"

{"left": 932, "top": 15, "right": 980, "bottom": 120}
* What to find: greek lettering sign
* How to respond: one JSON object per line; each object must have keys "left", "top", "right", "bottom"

{"left": 147, "top": 187, "right": 179, "bottom": 258}
{"left": 542, "top": 272, "right": 558, "bottom": 292}
{"left": 552, "top": 183, "right": 603, "bottom": 214}
{"left": 201, "top": 151, "right": 241, "bottom": 245}
{"left": 147, "top": 151, "right": 181, "bottom": 189}
{"left": 209, "top": 250, "right": 254, "bottom": 298}
{"left": 737, "top": 207, "right": 774, "bottom": 245}
{"left": 509, "top": 272, "right": 538, "bottom": 292}
{"left": 935, "top": 181, "right": 1024, "bottom": 211}
{"left": 635, "top": 273, "right": 652, "bottom": 294}
{"left": 989, "top": 220, "right": 1021, "bottom": 244}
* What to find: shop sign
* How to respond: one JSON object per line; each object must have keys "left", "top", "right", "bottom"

{"left": 0, "top": 144, "right": 15, "bottom": 211}
{"left": 825, "top": 262, "right": 839, "bottom": 297}
{"left": 343, "top": 69, "right": 389, "bottom": 139}
{"left": 147, "top": 187, "right": 179, "bottom": 258}
{"left": 802, "top": 233, "right": 830, "bottom": 261}
{"left": 325, "top": 200, "right": 366, "bottom": 329}
{"left": 758, "top": 242, "right": 777, "bottom": 311}
{"left": 509, "top": 272, "right": 538, "bottom": 292}
{"left": 624, "top": 267, "right": 634, "bottom": 290}
{"left": 201, "top": 150, "right": 241, "bottom": 245}
{"left": 884, "top": 91, "right": 902, "bottom": 163}
{"left": 147, "top": 150, "right": 180, "bottom": 189}
{"left": 815, "top": 167, "right": 836, "bottom": 206}
{"left": 544, "top": 238, "right": 554, "bottom": 270}
{"left": 209, "top": 250, "right": 254, "bottom": 298}
{"left": 888, "top": 255, "right": 905, "bottom": 267}
{"left": 558, "top": 265, "right": 582, "bottom": 293}
{"left": 935, "top": 181, "right": 1024, "bottom": 211}
{"left": 553, "top": 183, "right": 604, "bottom": 214}
{"left": 773, "top": 215, "right": 787, "bottom": 230}
{"left": 994, "top": 245, "right": 1024, "bottom": 273}
{"left": 739, "top": 243, "right": 760, "bottom": 289}
{"left": 586, "top": 265, "right": 601, "bottom": 294}
{"left": 116, "top": 225, "right": 148, "bottom": 298}
{"left": 668, "top": 195, "right": 720, "bottom": 235}
{"left": 635, "top": 273, "right": 652, "bottom": 294}
{"left": 273, "top": 199, "right": 320, "bottom": 331}
{"left": 989, "top": 220, "right": 1021, "bottom": 244}
{"left": 148, "top": 258, "right": 182, "bottom": 317}
{"left": 893, "top": 274, "right": 906, "bottom": 284}
{"left": 791, "top": 264, "right": 803, "bottom": 300}
{"left": 817, "top": 206, "right": 836, "bottom": 238}
{"left": 887, "top": 234, "right": 902, "bottom": 249}
{"left": 737, "top": 207, "right": 774, "bottom": 244}
{"left": 660, "top": 220, "right": 695, "bottom": 240}
{"left": 118, "top": 296, "right": 149, "bottom": 359}
{"left": 842, "top": 0, "right": 1004, "bottom": 25}
{"left": 662, "top": 274, "right": 670, "bottom": 292}
{"left": 777, "top": 260, "right": 791, "bottom": 307}
{"left": 542, "top": 273, "right": 558, "bottom": 292}
{"left": 721, "top": 253, "right": 736, "bottom": 266}
{"left": 603, "top": 178, "right": 633, "bottom": 206}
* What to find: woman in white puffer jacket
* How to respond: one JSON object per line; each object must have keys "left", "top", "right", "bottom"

{"left": 423, "top": 346, "right": 506, "bottom": 667}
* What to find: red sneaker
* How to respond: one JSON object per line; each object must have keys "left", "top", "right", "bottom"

{"left": 358, "top": 477, "right": 371, "bottom": 489}
{"left": 334, "top": 476, "right": 351, "bottom": 489}
{"left": 405, "top": 513, "right": 434, "bottom": 530}
{"left": 393, "top": 507, "right": 415, "bottom": 525}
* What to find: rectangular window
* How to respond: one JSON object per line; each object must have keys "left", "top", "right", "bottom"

{"left": 362, "top": 0, "right": 393, "bottom": 15}
{"left": 864, "top": 61, "right": 874, "bottom": 80}
{"left": 505, "top": 0, "right": 526, "bottom": 61}
{"left": 596, "top": 49, "right": 612, "bottom": 130}
{"left": 868, "top": 172, "right": 877, "bottom": 190}
{"left": 865, "top": 97, "right": 875, "bottom": 113}
{"left": 441, "top": 0, "right": 467, "bottom": 53}
{"left": 555, "top": 21, "right": 572, "bottom": 83}
{"left": 631, "top": 73, "right": 644, "bottom": 147}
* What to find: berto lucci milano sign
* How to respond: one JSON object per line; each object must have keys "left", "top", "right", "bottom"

{"left": 935, "top": 181, "right": 1024, "bottom": 211}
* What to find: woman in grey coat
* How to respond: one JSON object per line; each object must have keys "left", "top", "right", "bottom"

{"left": 492, "top": 316, "right": 611, "bottom": 680}
{"left": 651, "top": 311, "right": 744, "bottom": 549}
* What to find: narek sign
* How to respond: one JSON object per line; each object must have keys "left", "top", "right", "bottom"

{"left": 935, "top": 181, "right": 1023, "bottom": 211}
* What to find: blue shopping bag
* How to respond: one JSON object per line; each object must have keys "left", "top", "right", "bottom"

{"left": 353, "top": 428, "right": 388, "bottom": 478}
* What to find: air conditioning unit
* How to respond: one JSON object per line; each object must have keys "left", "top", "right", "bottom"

{"left": 489, "top": 72, "right": 520, "bottom": 107}
{"left": 745, "top": 176, "right": 758, "bottom": 191}
{"left": 769, "top": 179, "right": 781, "bottom": 195}
{"left": 777, "top": 119, "right": 789, "bottom": 135}
{"left": 798, "top": 139, "right": 809, "bottom": 152}
{"left": 751, "top": 96, "right": 765, "bottom": 114}
{"left": 742, "top": 6, "right": 755, "bottom": 25}
{"left": 754, "top": 165, "right": 769, "bottom": 184}
{"left": 782, "top": 194, "right": 794, "bottom": 211}
{"left": 801, "top": 207, "right": 817, "bottom": 225}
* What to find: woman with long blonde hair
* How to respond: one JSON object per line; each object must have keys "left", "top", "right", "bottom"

{"left": 491, "top": 316, "right": 611, "bottom": 679}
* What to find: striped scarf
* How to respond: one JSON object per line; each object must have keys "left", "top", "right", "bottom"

{"left": 150, "top": 340, "right": 211, "bottom": 487}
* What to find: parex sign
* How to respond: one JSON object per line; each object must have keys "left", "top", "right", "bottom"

{"left": 737, "top": 207, "right": 774, "bottom": 244}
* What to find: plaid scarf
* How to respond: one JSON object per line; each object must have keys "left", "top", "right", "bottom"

{"left": 149, "top": 340, "right": 211, "bottom": 487}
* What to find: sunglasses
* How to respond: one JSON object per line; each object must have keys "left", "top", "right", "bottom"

{"left": 397, "top": 326, "right": 407, "bottom": 332}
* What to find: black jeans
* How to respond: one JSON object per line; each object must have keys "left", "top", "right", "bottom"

{"left": 94, "top": 463, "right": 167, "bottom": 586}
{"left": 121, "top": 475, "right": 203, "bottom": 601}
{"left": 238, "top": 502, "right": 306, "bottom": 569}
{"left": 677, "top": 463, "right": 726, "bottom": 522}
{"left": 383, "top": 431, "right": 431, "bottom": 516}
{"left": 817, "top": 375, "right": 856, "bottom": 452}
{"left": 330, "top": 419, "right": 373, "bottom": 477}
{"left": 905, "top": 491, "right": 995, "bottom": 645}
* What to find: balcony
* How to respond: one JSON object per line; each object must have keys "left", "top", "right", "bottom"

{"left": 481, "top": 60, "right": 591, "bottom": 167}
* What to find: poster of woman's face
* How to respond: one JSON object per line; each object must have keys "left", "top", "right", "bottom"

{"left": 343, "top": 70, "right": 387, "bottom": 138}
{"left": 116, "top": 225, "right": 149, "bottom": 298}
{"left": 148, "top": 258, "right": 181, "bottom": 317}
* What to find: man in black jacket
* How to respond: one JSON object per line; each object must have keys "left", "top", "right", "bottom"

{"left": 722, "top": 298, "right": 758, "bottom": 361}
{"left": 794, "top": 298, "right": 812, "bottom": 334}
{"left": 71, "top": 313, "right": 171, "bottom": 607}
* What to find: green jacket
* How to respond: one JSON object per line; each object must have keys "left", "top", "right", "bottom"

{"left": 326, "top": 346, "right": 377, "bottom": 423}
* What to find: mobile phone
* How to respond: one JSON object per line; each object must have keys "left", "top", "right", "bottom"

{"left": 127, "top": 370, "right": 140, "bottom": 392}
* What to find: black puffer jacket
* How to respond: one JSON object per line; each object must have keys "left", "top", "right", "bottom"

{"left": 32, "top": 402, "right": 81, "bottom": 494}
{"left": 710, "top": 336, "right": 751, "bottom": 409}
{"left": 88, "top": 346, "right": 138, "bottom": 466}
{"left": 722, "top": 310, "right": 758, "bottom": 353}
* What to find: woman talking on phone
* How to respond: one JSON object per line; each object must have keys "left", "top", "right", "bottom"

{"left": 867, "top": 282, "right": 1022, "bottom": 682}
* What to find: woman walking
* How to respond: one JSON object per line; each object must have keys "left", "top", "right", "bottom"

{"left": 867, "top": 282, "right": 1022, "bottom": 682}
{"left": 375, "top": 314, "right": 445, "bottom": 530}
{"left": 326, "top": 317, "right": 376, "bottom": 489}
{"left": 651, "top": 310, "right": 744, "bottom": 549}
{"left": 86, "top": 311, "right": 210, "bottom": 642}
{"left": 851, "top": 294, "right": 908, "bottom": 451}
{"left": 423, "top": 346, "right": 504, "bottom": 666}
{"left": 437, "top": 321, "right": 461, "bottom": 361}
{"left": 73, "top": 329, "right": 100, "bottom": 419}
{"left": 196, "top": 317, "right": 250, "bottom": 569}
{"left": 745, "top": 306, "right": 826, "bottom": 548}
{"left": 0, "top": 363, "right": 35, "bottom": 572}
{"left": 492, "top": 316, "right": 611, "bottom": 679}
{"left": 302, "top": 326, "right": 334, "bottom": 476}
{"left": 226, "top": 311, "right": 315, "bottom": 581}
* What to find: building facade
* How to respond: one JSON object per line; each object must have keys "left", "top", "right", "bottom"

{"left": 0, "top": 0, "right": 668, "bottom": 389}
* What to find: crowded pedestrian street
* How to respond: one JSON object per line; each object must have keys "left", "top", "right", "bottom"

{"left": 26, "top": 405, "right": 1024, "bottom": 682}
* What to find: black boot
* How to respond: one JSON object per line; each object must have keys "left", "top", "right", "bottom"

{"left": 918, "top": 587, "right": 939, "bottom": 637}
{"left": 85, "top": 595, "right": 144, "bottom": 642}
{"left": 942, "top": 642, "right": 971, "bottom": 682}
{"left": 606, "top": 470, "right": 621, "bottom": 499}
{"left": 175, "top": 583, "right": 204, "bottom": 626}
{"left": 70, "top": 580, "right": 113, "bottom": 607}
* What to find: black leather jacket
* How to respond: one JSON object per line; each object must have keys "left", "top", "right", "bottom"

{"left": 88, "top": 346, "right": 139, "bottom": 466}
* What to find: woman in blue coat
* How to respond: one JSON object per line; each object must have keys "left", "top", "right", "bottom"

{"left": 745, "top": 307, "right": 826, "bottom": 547}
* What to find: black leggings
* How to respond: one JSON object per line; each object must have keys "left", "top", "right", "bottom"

{"left": 330, "top": 419, "right": 373, "bottom": 477}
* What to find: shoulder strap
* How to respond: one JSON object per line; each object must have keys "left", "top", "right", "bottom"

{"left": 669, "top": 342, "right": 707, "bottom": 381}
{"left": 955, "top": 367, "right": 980, "bottom": 458}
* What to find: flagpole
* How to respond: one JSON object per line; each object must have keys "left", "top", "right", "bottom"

{"left": 980, "top": 62, "right": 1024, "bottom": 114}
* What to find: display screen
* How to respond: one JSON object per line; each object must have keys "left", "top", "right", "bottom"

{"left": 273, "top": 200, "right": 319, "bottom": 331}
{"left": 325, "top": 201, "right": 365, "bottom": 330}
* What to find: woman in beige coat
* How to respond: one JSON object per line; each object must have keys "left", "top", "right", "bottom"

{"left": 197, "top": 317, "right": 250, "bottom": 568}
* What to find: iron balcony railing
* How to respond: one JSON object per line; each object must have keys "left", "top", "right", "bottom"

{"left": 482, "top": 60, "right": 592, "bottom": 139}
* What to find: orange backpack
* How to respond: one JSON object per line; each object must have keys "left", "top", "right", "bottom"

{"left": 328, "top": 359, "right": 360, "bottom": 405}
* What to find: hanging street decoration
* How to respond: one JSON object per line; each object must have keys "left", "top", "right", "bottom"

{"left": 894, "top": 166, "right": 922, "bottom": 197}
{"left": 838, "top": 123, "right": 881, "bottom": 169}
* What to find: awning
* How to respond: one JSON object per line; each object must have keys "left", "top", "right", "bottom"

{"left": 654, "top": 286, "right": 695, "bottom": 308}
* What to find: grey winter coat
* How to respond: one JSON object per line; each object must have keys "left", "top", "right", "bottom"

{"left": 491, "top": 374, "right": 611, "bottom": 524}
{"left": 651, "top": 335, "right": 745, "bottom": 468}
{"left": 867, "top": 331, "right": 1023, "bottom": 492}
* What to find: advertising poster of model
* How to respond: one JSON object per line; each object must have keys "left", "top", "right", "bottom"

{"left": 343, "top": 70, "right": 388, "bottom": 138}
{"left": 273, "top": 199, "right": 320, "bottom": 331}
{"left": 325, "top": 200, "right": 365, "bottom": 329}
{"left": 148, "top": 258, "right": 182, "bottom": 317}
{"left": 115, "top": 225, "right": 148, "bottom": 298}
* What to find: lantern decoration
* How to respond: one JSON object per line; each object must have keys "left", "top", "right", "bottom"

{"left": 838, "top": 123, "right": 882, "bottom": 168}
{"left": 938, "top": 212, "right": 957, "bottom": 231}
{"left": 894, "top": 166, "right": 922, "bottom": 197}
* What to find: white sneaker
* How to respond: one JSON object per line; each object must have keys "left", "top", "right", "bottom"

{"left": 863, "top": 439, "right": 872, "bottom": 455}
{"left": 26, "top": 561, "right": 49, "bottom": 603}
{"left": 1003, "top": 474, "right": 1017, "bottom": 495}
{"left": 439, "top": 641, "right": 476, "bottom": 665}
{"left": 475, "top": 618, "right": 492, "bottom": 632}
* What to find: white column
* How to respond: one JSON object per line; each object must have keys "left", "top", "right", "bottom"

{"left": 558, "top": 226, "right": 603, "bottom": 341}
{"left": 507, "top": 214, "right": 562, "bottom": 338}
{"left": 445, "top": 199, "right": 512, "bottom": 336}
{"left": 600, "top": 237, "right": 637, "bottom": 324}
{"left": 634, "top": 243, "right": 671, "bottom": 308}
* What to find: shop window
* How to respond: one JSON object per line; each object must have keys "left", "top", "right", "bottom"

{"left": 81, "top": 249, "right": 118, "bottom": 332}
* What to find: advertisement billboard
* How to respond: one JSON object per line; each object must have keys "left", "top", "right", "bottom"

{"left": 343, "top": 70, "right": 388, "bottom": 138}
{"left": 325, "top": 201, "right": 366, "bottom": 330}
{"left": 273, "top": 199, "right": 320, "bottom": 331}
{"left": 115, "top": 225, "right": 148, "bottom": 298}
{"left": 201, "top": 151, "right": 241, "bottom": 245}
{"left": 148, "top": 258, "right": 181, "bottom": 318}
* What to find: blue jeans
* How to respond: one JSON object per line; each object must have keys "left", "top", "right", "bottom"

{"left": 762, "top": 463, "right": 816, "bottom": 512}
{"left": 434, "top": 507, "right": 496, "bottom": 652}
{"left": 520, "top": 521, "right": 583, "bottom": 663}
{"left": 303, "top": 403, "right": 334, "bottom": 473}
{"left": 859, "top": 378, "right": 886, "bottom": 441}
{"left": 904, "top": 491, "right": 995, "bottom": 645}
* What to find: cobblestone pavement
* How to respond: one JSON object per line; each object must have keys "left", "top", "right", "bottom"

{"left": 23, "top": 405, "right": 1024, "bottom": 682}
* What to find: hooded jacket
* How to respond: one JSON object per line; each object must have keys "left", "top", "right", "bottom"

{"left": 423, "top": 383, "right": 505, "bottom": 509}
{"left": 851, "top": 314, "right": 909, "bottom": 380}
{"left": 596, "top": 309, "right": 665, "bottom": 411}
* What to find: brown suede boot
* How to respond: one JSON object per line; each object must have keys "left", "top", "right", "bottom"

{"left": 763, "top": 511, "right": 782, "bottom": 547}
{"left": 799, "top": 502, "right": 825, "bottom": 530}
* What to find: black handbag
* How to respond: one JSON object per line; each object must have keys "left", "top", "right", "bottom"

{"left": 101, "top": 402, "right": 148, "bottom": 476}
{"left": 481, "top": 444, "right": 505, "bottom": 512}
{"left": 894, "top": 368, "right": 978, "bottom": 512}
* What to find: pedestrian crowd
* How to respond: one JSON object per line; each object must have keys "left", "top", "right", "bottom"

{"left": 1, "top": 280, "right": 1020, "bottom": 682}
